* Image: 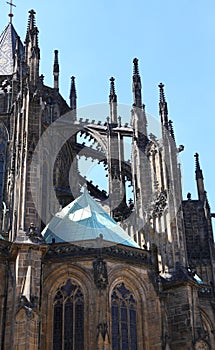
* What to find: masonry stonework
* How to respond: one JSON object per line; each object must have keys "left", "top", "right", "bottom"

{"left": 0, "top": 9, "right": 214, "bottom": 350}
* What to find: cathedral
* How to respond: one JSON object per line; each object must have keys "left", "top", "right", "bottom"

{"left": 0, "top": 8, "right": 214, "bottom": 350}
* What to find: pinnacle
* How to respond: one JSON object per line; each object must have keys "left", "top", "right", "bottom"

{"left": 109, "top": 76, "right": 117, "bottom": 103}
{"left": 194, "top": 153, "right": 204, "bottom": 180}
{"left": 158, "top": 82, "right": 166, "bottom": 103}
{"left": 133, "top": 57, "right": 139, "bottom": 75}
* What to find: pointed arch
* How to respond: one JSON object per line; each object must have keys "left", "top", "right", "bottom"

{"left": 41, "top": 264, "right": 94, "bottom": 350}
{"left": 111, "top": 281, "right": 138, "bottom": 350}
{"left": 52, "top": 279, "right": 84, "bottom": 350}
{"left": 199, "top": 307, "right": 215, "bottom": 348}
{"left": 108, "top": 265, "right": 150, "bottom": 350}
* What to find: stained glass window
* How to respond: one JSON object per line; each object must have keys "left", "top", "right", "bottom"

{"left": 111, "top": 282, "right": 137, "bottom": 350}
{"left": 53, "top": 279, "right": 84, "bottom": 350}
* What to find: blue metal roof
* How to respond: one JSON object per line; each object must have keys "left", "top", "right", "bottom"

{"left": 42, "top": 189, "right": 139, "bottom": 248}
{"left": 0, "top": 22, "right": 24, "bottom": 76}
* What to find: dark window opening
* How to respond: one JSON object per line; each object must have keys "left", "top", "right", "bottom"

{"left": 53, "top": 279, "right": 84, "bottom": 350}
{"left": 111, "top": 282, "right": 137, "bottom": 350}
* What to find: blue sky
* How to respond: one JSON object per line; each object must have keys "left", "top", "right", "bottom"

{"left": 0, "top": 1, "right": 214, "bottom": 217}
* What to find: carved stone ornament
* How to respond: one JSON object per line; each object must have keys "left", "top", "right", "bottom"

{"left": 148, "top": 190, "right": 167, "bottom": 219}
{"left": 93, "top": 257, "right": 108, "bottom": 289}
{"left": 194, "top": 340, "right": 209, "bottom": 350}
{"left": 97, "top": 322, "right": 109, "bottom": 343}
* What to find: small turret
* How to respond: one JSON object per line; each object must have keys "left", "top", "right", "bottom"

{"left": 109, "top": 77, "right": 117, "bottom": 124}
{"left": 53, "top": 50, "right": 59, "bottom": 90}
{"left": 194, "top": 153, "right": 205, "bottom": 201}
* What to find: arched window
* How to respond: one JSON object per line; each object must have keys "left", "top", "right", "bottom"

{"left": 53, "top": 279, "right": 84, "bottom": 350}
{"left": 111, "top": 282, "right": 137, "bottom": 350}
{"left": 0, "top": 123, "right": 8, "bottom": 207}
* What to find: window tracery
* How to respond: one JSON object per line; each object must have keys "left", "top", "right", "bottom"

{"left": 53, "top": 279, "right": 84, "bottom": 350}
{"left": 111, "top": 282, "right": 137, "bottom": 350}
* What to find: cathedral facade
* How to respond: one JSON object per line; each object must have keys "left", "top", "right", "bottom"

{"left": 0, "top": 9, "right": 214, "bottom": 350}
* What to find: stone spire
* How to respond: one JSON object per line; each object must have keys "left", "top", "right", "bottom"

{"left": 109, "top": 77, "right": 117, "bottom": 124}
{"left": 53, "top": 50, "right": 59, "bottom": 90}
{"left": 159, "top": 83, "right": 168, "bottom": 129}
{"left": 194, "top": 153, "right": 205, "bottom": 201}
{"left": 25, "top": 10, "right": 40, "bottom": 85}
{"left": 0, "top": 20, "right": 24, "bottom": 76}
{"left": 131, "top": 58, "right": 147, "bottom": 144}
{"left": 132, "top": 58, "right": 142, "bottom": 108}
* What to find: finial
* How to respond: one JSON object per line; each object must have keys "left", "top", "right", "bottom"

{"left": 53, "top": 50, "right": 59, "bottom": 72}
{"left": 133, "top": 58, "right": 139, "bottom": 75}
{"left": 109, "top": 77, "right": 117, "bottom": 103}
{"left": 132, "top": 58, "right": 143, "bottom": 109}
{"left": 110, "top": 77, "right": 115, "bottom": 93}
{"left": 194, "top": 153, "right": 202, "bottom": 173}
{"left": 70, "top": 76, "right": 77, "bottom": 110}
{"left": 27, "top": 9, "right": 36, "bottom": 31}
{"left": 7, "top": 0, "right": 16, "bottom": 23}
{"left": 25, "top": 9, "right": 37, "bottom": 45}
{"left": 194, "top": 152, "right": 200, "bottom": 170}
{"left": 159, "top": 83, "right": 168, "bottom": 128}
{"left": 109, "top": 77, "right": 117, "bottom": 123}
{"left": 133, "top": 57, "right": 140, "bottom": 76}
{"left": 158, "top": 83, "right": 166, "bottom": 103}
